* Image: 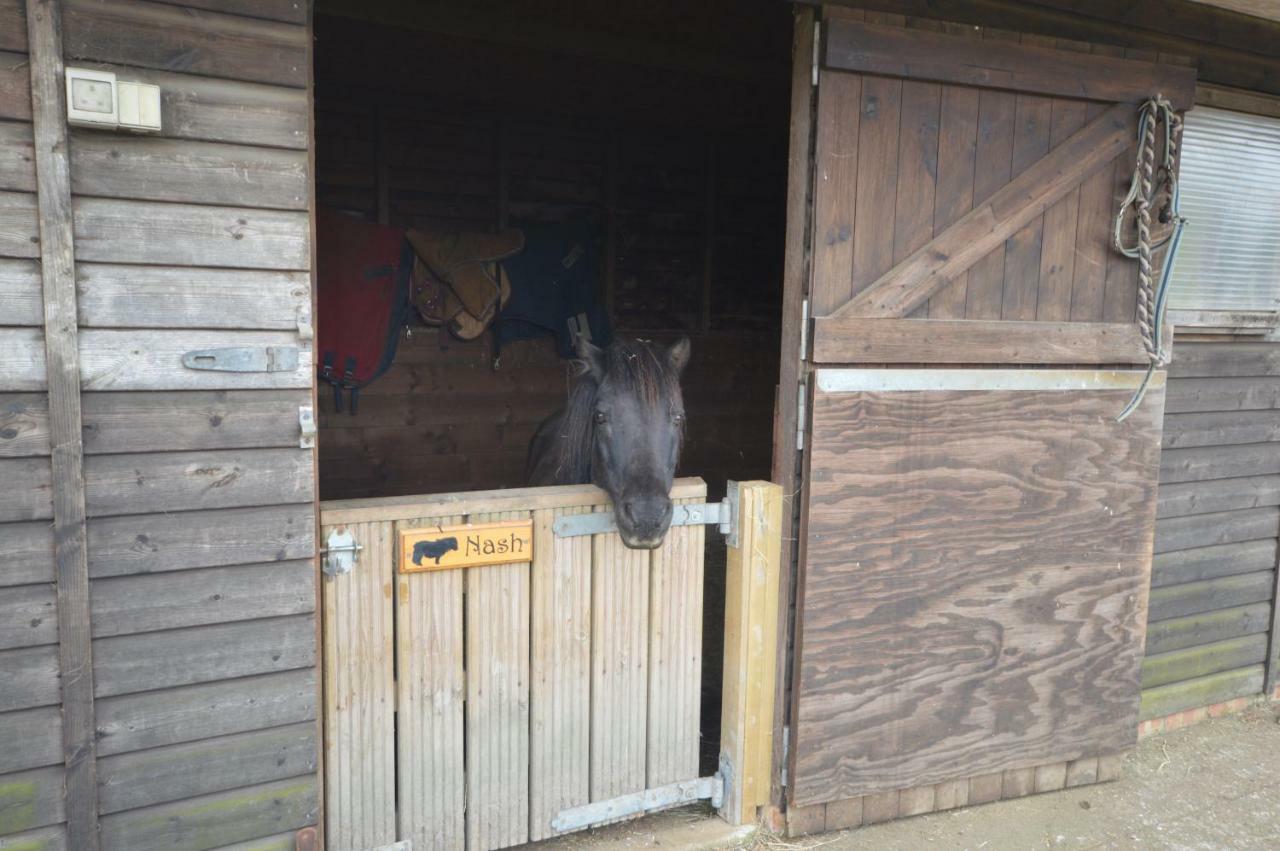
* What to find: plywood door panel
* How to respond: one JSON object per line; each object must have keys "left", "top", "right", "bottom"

{"left": 790, "top": 372, "right": 1163, "bottom": 805}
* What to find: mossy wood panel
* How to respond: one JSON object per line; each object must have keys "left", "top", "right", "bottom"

{"left": 0, "top": 766, "right": 63, "bottom": 836}
{"left": 1140, "top": 634, "right": 1268, "bottom": 689}
{"left": 1139, "top": 665, "right": 1264, "bottom": 720}
{"left": 1145, "top": 603, "right": 1272, "bottom": 656}
{"left": 97, "top": 723, "right": 317, "bottom": 815}
{"left": 1147, "top": 571, "right": 1275, "bottom": 622}
{"left": 1152, "top": 540, "right": 1278, "bottom": 587}
{"left": 0, "top": 824, "right": 65, "bottom": 850}
{"left": 95, "top": 669, "right": 316, "bottom": 757}
{"left": 97, "top": 776, "right": 318, "bottom": 851}
{"left": 793, "top": 383, "right": 1161, "bottom": 804}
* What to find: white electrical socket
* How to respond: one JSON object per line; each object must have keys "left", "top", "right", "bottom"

{"left": 66, "top": 68, "right": 117, "bottom": 126}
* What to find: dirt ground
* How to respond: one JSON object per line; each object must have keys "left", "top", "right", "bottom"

{"left": 543, "top": 702, "right": 1280, "bottom": 850}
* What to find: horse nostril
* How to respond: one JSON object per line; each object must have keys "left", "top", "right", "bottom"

{"left": 620, "top": 500, "right": 637, "bottom": 524}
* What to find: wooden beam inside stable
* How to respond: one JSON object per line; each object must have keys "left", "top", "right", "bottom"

{"left": 823, "top": 18, "right": 1197, "bottom": 110}
{"left": 812, "top": 318, "right": 1149, "bottom": 365}
{"left": 829, "top": 102, "right": 1133, "bottom": 320}
{"left": 1178, "top": 0, "right": 1280, "bottom": 24}
{"left": 25, "top": 0, "right": 99, "bottom": 847}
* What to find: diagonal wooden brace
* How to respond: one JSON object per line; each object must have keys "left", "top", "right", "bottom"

{"left": 829, "top": 101, "right": 1136, "bottom": 320}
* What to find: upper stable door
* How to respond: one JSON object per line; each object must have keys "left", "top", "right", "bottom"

{"left": 788, "top": 8, "right": 1195, "bottom": 815}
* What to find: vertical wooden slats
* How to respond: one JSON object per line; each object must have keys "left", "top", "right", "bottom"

{"left": 529, "top": 506, "right": 592, "bottom": 842}
{"left": 646, "top": 496, "right": 705, "bottom": 788}
{"left": 1001, "top": 41, "right": 1054, "bottom": 321}
{"left": 927, "top": 82, "right": 980, "bottom": 318}
{"left": 396, "top": 514, "right": 465, "bottom": 851}
{"left": 590, "top": 516, "right": 651, "bottom": 803}
{"left": 811, "top": 71, "right": 862, "bottom": 315}
{"left": 893, "top": 80, "right": 941, "bottom": 320}
{"left": 1036, "top": 96, "right": 1089, "bottom": 320}
{"left": 320, "top": 480, "right": 709, "bottom": 848}
{"left": 849, "top": 75, "right": 902, "bottom": 301}
{"left": 964, "top": 30, "right": 1019, "bottom": 319}
{"left": 322, "top": 520, "right": 396, "bottom": 851}
{"left": 465, "top": 509, "right": 531, "bottom": 851}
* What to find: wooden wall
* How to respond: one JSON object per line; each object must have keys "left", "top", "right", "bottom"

{"left": 1142, "top": 340, "right": 1280, "bottom": 718}
{"left": 312, "top": 8, "right": 788, "bottom": 499}
{"left": 2, "top": 1, "right": 319, "bottom": 848}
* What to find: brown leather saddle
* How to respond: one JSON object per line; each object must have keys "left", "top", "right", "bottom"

{"left": 407, "top": 228, "right": 525, "bottom": 340}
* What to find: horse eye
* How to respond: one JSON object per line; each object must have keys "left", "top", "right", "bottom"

{"left": 673, "top": 412, "right": 685, "bottom": 425}
{"left": 593, "top": 411, "right": 608, "bottom": 425}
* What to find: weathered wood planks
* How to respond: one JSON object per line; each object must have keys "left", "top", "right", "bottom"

{"left": 812, "top": 317, "right": 1147, "bottom": 364}
{"left": 62, "top": 0, "right": 308, "bottom": 88}
{"left": 0, "top": 119, "right": 34, "bottom": 192}
{"left": 0, "top": 259, "right": 40, "bottom": 325}
{"left": 824, "top": 18, "right": 1196, "bottom": 108}
{"left": 84, "top": 447, "right": 313, "bottom": 517}
{"left": 88, "top": 503, "right": 314, "bottom": 578}
{"left": 90, "top": 560, "right": 313, "bottom": 637}
{"left": 95, "top": 668, "right": 316, "bottom": 757}
{"left": 97, "top": 776, "right": 318, "bottom": 851}
{"left": 92, "top": 613, "right": 316, "bottom": 697}
{"left": 97, "top": 722, "right": 317, "bottom": 815}
{"left": 70, "top": 134, "right": 308, "bottom": 209}
{"left": 0, "top": 520, "right": 54, "bottom": 587}
{"left": 73, "top": 198, "right": 309, "bottom": 269}
{"left": 791, "top": 377, "right": 1162, "bottom": 804}
{"left": 0, "top": 706, "right": 60, "bottom": 774}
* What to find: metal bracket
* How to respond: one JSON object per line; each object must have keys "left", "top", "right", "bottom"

{"left": 551, "top": 775, "right": 724, "bottom": 833}
{"left": 298, "top": 405, "right": 316, "bottom": 449}
{"left": 553, "top": 496, "right": 737, "bottom": 542}
{"left": 182, "top": 346, "right": 299, "bottom": 373}
{"left": 321, "top": 528, "right": 361, "bottom": 577}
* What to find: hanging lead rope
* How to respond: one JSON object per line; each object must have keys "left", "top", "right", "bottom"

{"left": 1113, "top": 95, "right": 1188, "bottom": 422}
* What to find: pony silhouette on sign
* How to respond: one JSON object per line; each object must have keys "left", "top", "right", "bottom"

{"left": 411, "top": 536, "right": 459, "bottom": 566}
{"left": 527, "top": 336, "right": 689, "bottom": 549}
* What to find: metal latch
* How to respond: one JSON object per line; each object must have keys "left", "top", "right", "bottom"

{"left": 298, "top": 405, "right": 316, "bottom": 449}
{"left": 551, "top": 774, "right": 724, "bottom": 833}
{"left": 321, "top": 528, "right": 362, "bottom": 576}
{"left": 182, "top": 346, "right": 299, "bottom": 373}
{"left": 554, "top": 483, "right": 738, "bottom": 546}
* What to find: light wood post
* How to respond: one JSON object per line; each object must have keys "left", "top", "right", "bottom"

{"left": 719, "top": 481, "right": 784, "bottom": 825}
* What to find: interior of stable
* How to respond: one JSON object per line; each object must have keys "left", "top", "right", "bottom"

{"left": 312, "top": 0, "right": 795, "bottom": 773}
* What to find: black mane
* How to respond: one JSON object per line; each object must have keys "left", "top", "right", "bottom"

{"left": 532, "top": 338, "right": 684, "bottom": 485}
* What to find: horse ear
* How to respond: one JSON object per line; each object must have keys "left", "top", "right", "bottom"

{"left": 575, "top": 337, "right": 606, "bottom": 380}
{"left": 667, "top": 336, "right": 690, "bottom": 376}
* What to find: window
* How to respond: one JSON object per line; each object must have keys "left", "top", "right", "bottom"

{"left": 1167, "top": 105, "right": 1280, "bottom": 316}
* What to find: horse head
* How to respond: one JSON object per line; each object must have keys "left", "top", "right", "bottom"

{"left": 577, "top": 336, "right": 690, "bottom": 549}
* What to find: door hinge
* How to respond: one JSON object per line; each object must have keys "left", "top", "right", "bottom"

{"left": 798, "top": 298, "right": 810, "bottom": 362}
{"left": 811, "top": 20, "right": 820, "bottom": 86}
{"left": 298, "top": 405, "right": 316, "bottom": 449}
{"left": 182, "top": 345, "right": 299, "bottom": 373}
{"left": 551, "top": 775, "right": 723, "bottom": 833}
{"left": 796, "top": 384, "right": 806, "bottom": 451}
{"left": 321, "top": 528, "right": 362, "bottom": 576}
{"left": 553, "top": 486, "right": 739, "bottom": 546}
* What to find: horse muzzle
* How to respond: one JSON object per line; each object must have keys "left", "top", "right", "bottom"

{"left": 617, "top": 493, "right": 673, "bottom": 550}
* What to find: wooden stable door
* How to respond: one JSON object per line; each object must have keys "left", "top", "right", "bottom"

{"left": 787, "top": 10, "right": 1195, "bottom": 819}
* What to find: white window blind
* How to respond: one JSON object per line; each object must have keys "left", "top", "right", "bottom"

{"left": 1167, "top": 105, "right": 1280, "bottom": 314}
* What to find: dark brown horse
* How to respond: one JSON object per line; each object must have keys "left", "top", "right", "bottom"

{"left": 527, "top": 336, "right": 690, "bottom": 548}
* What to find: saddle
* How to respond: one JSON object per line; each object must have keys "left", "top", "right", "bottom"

{"left": 408, "top": 229, "right": 525, "bottom": 340}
